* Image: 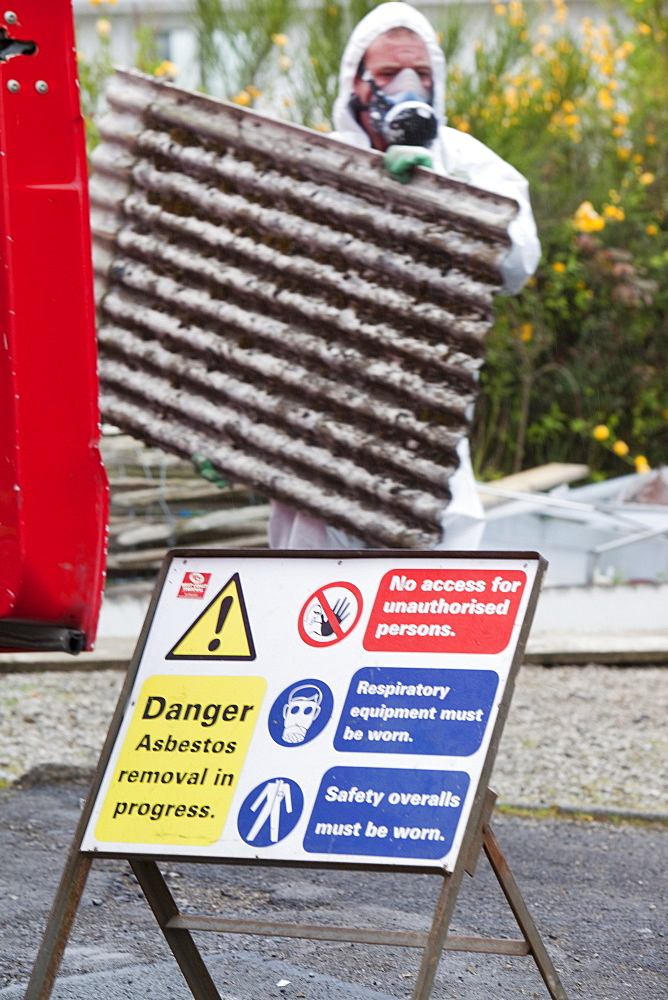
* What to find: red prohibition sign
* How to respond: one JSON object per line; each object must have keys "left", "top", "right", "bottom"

{"left": 298, "top": 581, "right": 364, "bottom": 647}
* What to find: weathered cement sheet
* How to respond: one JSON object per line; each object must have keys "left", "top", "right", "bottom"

{"left": 91, "top": 70, "right": 517, "bottom": 548}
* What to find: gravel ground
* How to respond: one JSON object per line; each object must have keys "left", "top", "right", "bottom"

{"left": 0, "top": 664, "right": 665, "bottom": 812}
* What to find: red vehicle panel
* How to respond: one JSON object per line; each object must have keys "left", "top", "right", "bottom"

{"left": 0, "top": 1, "right": 108, "bottom": 652}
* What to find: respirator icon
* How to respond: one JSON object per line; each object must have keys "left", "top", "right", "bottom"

{"left": 356, "top": 66, "right": 438, "bottom": 148}
{"left": 282, "top": 684, "right": 323, "bottom": 744}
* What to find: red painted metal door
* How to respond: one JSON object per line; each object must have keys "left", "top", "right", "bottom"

{"left": 0, "top": 1, "right": 108, "bottom": 652}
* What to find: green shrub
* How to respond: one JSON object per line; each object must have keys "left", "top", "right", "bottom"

{"left": 446, "top": 0, "right": 668, "bottom": 479}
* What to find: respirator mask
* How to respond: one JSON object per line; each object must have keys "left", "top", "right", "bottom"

{"left": 352, "top": 66, "right": 438, "bottom": 147}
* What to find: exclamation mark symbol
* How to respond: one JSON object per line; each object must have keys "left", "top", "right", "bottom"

{"left": 208, "top": 595, "right": 233, "bottom": 652}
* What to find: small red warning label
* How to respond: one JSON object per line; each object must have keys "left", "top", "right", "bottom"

{"left": 363, "top": 569, "right": 526, "bottom": 655}
{"left": 177, "top": 572, "right": 212, "bottom": 599}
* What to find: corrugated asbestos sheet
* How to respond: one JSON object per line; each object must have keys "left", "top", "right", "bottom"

{"left": 91, "top": 70, "right": 518, "bottom": 549}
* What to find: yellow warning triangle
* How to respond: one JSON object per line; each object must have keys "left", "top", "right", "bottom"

{"left": 167, "top": 572, "right": 256, "bottom": 660}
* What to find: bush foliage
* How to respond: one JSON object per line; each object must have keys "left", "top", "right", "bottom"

{"left": 80, "top": 0, "right": 668, "bottom": 480}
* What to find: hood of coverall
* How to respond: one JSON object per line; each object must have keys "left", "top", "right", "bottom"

{"left": 332, "top": 2, "right": 446, "bottom": 145}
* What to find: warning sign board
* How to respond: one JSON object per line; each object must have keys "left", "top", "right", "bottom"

{"left": 94, "top": 674, "right": 265, "bottom": 846}
{"left": 363, "top": 568, "right": 526, "bottom": 654}
{"left": 298, "top": 582, "right": 363, "bottom": 647}
{"left": 167, "top": 573, "right": 255, "bottom": 660}
{"left": 82, "top": 551, "right": 544, "bottom": 872}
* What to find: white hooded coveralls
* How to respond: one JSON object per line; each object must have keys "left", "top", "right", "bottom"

{"left": 269, "top": 1, "right": 541, "bottom": 551}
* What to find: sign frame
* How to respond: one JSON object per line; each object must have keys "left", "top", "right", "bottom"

{"left": 24, "top": 549, "right": 569, "bottom": 1000}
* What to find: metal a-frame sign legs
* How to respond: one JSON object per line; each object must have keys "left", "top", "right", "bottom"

{"left": 24, "top": 788, "right": 568, "bottom": 1000}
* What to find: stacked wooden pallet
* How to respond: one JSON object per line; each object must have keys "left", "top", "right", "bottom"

{"left": 102, "top": 430, "right": 269, "bottom": 577}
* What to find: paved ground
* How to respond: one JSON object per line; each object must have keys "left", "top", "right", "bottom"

{"left": 0, "top": 781, "right": 665, "bottom": 1000}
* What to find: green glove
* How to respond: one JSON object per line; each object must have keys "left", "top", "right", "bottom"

{"left": 384, "top": 145, "right": 433, "bottom": 184}
{"left": 192, "top": 454, "right": 228, "bottom": 488}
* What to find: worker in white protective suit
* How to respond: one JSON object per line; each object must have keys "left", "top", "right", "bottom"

{"left": 269, "top": 1, "right": 541, "bottom": 551}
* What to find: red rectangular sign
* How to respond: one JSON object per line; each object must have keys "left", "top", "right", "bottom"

{"left": 177, "top": 571, "right": 212, "bottom": 599}
{"left": 363, "top": 569, "right": 526, "bottom": 655}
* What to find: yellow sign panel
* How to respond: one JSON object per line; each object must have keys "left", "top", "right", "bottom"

{"left": 95, "top": 674, "right": 266, "bottom": 846}
{"left": 167, "top": 572, "right": 256, "bottom": 660}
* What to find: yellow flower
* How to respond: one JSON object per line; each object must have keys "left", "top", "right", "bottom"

{"left": 634, "top": 456, "right": 651, "bottom": 474}
{"left": 271, "top": 33, "right": 289, "bottom": 46}
{"left": 552, "top": 0, "right": 568, "bottom": 25}
{"left": 573, "top": 201, "right": 605, "bottom": 232}
{"left": 279, "top": 55, "right": 292, "bottom": 71}
{"left": 598, "top": 88, "right": 614, "bottom": 110}
{"left": 153, "top": 61, "right": 178, "bottom": 78}
{"left": 88, "top": 0, "right": 104, "bottom": 5}
{"left": 617, "top": 147, "right": 631, "bottom": 160}
{"left": 552, "top": 261, "right": 566, "bottom": 273}
{"left": 646, "top": 134, "right": 657, "bottom": 146}
{"left": 96, "top": 18, "right": 112, "bottom": 36}
{"left": 246, "top": 84, "right": 261, "bottom": 99}
{"left": 593, "top": 425, "right": 610, "bottom": 441}
{"left": 456, "top": 119, "right": 471, "bottom": 132}
{"left": 603, "top": 204, "right": 625, "bottom": 221}
{"left": 640, "top": 172, "right": 655, "bottom": 185}
{"left": 232, "top": 91, "right": 252, "bottom": 106}
{"left": 508, "top": 1, "right": 525, "bottom": 27}
{"left": 494, "top": 4, "right": 507, "bottom": 15}
{"left": 637, "top": 22, "right": 652, "bottom": 35}
{"left": 520, "top": 323, "right": 534, "bottom": 342}
{"left": 646, "top": 224, "right": 659, "bottom": 235}
{"left": 313, "top": 122, "right": 332, "bottom": 133}
{"left": 613, "top": 440, "right": 629, "bottom": 456}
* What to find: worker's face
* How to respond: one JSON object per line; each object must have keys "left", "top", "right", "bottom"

{"left": 353, "top": 31, "right": 432, "bottom": 151}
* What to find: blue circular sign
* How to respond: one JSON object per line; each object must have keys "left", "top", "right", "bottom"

{"left": 237, "top": 777, "right": 304, "bottom": 847}
{"left": 268, "top": 679, "right": 334, "bottom": 747}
